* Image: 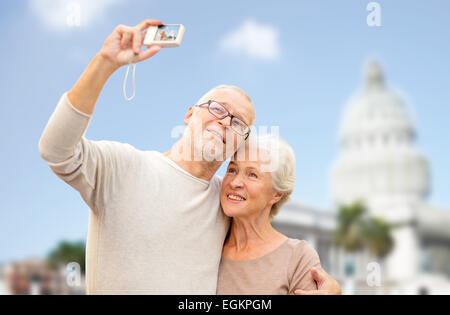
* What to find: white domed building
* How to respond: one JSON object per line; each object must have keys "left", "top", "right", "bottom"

{"left": 332, "top": 61, "right": 429, "bottom": 207}
{"left": 273, "top": 61, "right": 450, "bottom": 294}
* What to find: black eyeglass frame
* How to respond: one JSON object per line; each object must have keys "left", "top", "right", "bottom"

{"left": 195, "top": 100, "right": 251, "bottom": 140}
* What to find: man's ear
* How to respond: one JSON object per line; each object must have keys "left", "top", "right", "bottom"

{"left": 184, "top": 107, "right": 194, "bottom": 125}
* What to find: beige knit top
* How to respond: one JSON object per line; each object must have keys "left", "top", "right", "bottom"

{"left": 216, "top": 238, "right": 321, "bottom": 295}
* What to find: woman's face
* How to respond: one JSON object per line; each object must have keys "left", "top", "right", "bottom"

{"left": 221, "top": 148, "right": 282, "bottom": 219}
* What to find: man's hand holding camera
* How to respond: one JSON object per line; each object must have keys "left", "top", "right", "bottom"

{"left": 98, "top": 19, "right": 164, "bottom": 72}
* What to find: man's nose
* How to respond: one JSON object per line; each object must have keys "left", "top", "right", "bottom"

{"left": 217, "top": 115, "right": 231, "bottom": 128}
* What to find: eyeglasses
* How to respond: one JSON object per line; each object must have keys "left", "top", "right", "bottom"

{"left": 195, "top": 100, "right": 251, "bottom": 139}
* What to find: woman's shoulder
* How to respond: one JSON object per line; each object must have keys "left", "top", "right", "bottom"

{"left": 284, "top": 238, "right": 320, "bottom": 270}
{"left": 285, "top": 238, "right": 318, "bottom": 255}
{"left": 284, "top": 238, "right": 321, "bottom": 292}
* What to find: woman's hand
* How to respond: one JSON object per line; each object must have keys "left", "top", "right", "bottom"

{"left": 295, "top": 267, "right": 342, "bottom": 295}
{"left": 98, "top": 19, "right": 164, "bottom": 71}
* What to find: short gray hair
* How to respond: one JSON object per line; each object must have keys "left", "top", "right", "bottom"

{"left": 197, "top": 85, "right": 252, "bottom": 104}
{"left": 240, "top": 134, "right": 296, "bottom": 220}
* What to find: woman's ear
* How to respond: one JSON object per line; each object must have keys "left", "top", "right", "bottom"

{"left": 271, "top": 192, "right": 283, "bottom": 205}
{"left": 184, "top": 107, "right": 194, "bottom": 125}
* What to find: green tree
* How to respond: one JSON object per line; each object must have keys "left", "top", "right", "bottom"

{"left": 363, "top": 217, "right": 394, "bottom": 258}
{"left": 333, "top": 202, "right": 394, "bottom": 258}
{"left": 47, "top": 240, "right": 86, "bottom": 273}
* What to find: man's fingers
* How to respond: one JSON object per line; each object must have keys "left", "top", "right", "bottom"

{"left": 310, "top": 267, "right": 325, "bottom": 284}
{"left": 294, "top": 289, "right": 328, "bottom": 295}
{"left": 136, "top": 19, "right": 163, "bottom": 31}
{"left": 309, "top": 267, "right": 342, "bottom": 295}
{"left": 117, "top": 21, "right": 162, "bottom": 53}
{"left": 138, "top": 45, "right": 162, "bottom": 62}
{"left": 132, "top": 29, "right": 142, "bottom": 54}
{"left": 141, "top": 30, "right": 148, "bottom": 44}
{"left": 120, "top": 29, "right": 132, "bottom": 49}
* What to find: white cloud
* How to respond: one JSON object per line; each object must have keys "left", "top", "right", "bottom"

{"left": 219, "top": 19, "right": 281, "bottom": 60}
{"left": 29, "top": 0, "right": 122, "bottom": 31}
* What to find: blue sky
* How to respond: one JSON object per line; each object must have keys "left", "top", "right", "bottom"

{"left": 1, "top": 0, "right": 449, "bottom": 263}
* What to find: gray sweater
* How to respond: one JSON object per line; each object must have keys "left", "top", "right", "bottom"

{"left": 39, "top": 93, "right": 230, "bottom": 294}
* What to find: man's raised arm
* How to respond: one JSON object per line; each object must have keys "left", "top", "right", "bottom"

{"left": 68, "top": 19, "right": 163, "bottom": 115}
{"left": 38, "top": 20, "right": 163, "bottom": 212}
{"left": 39, "top": 19, "right": 163, "bottom": 162}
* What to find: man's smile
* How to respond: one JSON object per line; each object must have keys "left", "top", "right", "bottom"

{"left": 206, "top": 128, "right": 226, "bottom": 144}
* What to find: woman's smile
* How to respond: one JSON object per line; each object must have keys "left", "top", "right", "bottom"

{"left": 226, "top": 192, "right": 246, "bottom": 203}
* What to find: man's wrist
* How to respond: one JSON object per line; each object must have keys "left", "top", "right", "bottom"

{"left": 94, "top": 52, "right": 120, "bottom": 76}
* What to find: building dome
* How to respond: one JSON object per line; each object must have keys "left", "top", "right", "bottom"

{"left": 331, "top": 61, "right": 430, "bottom": 206}
{"left": 339, "top": 62, "right": 415, "bottom": 141}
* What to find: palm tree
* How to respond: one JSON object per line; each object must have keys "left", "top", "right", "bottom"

{"left": 363, "top": 217, "right": 394, "bottom": 258}
{"left": 333, "top": 202, "right": 394, "bottom": 294}
{"left": 333, "top": 202, "right": 367, "bottom": 252}
{"left": 47, "top": 240, "right": 86, "bottom": 273}
{"left": 333, "top": 202, "right": 393, "bottom": 257}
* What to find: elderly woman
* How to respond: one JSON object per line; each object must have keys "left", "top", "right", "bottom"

{"left": 216, "top": 134, "right": 321, "bottom": 295}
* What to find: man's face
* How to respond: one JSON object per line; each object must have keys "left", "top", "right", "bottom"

{"left": 185, "top": 88, "right": 255, "bottom": 162}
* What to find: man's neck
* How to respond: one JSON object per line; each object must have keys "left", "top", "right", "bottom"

{"left": 163, "top": 141, "right": 224, "bottom": 181}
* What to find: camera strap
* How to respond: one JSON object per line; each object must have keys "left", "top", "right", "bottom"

{"left": 123, "top": 63, "right": 136, "bottom": 101}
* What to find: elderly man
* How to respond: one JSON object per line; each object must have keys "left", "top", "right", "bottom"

{"left": 39, "top": 19, "right": 341, "bottom": 295}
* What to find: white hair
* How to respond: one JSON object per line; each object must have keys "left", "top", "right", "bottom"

{"left": 239, "top": 134, "right": 296, "bottom": 219}
{"left": 197, "top": 85, "right": 252, "bottom": 105}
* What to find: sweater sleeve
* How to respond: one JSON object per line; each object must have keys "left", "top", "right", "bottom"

{"left": 288, "top": 240, "right": 322, "bottom": 294}
{"left": 39, "top": 93, "right": 137, "bottom": 214}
